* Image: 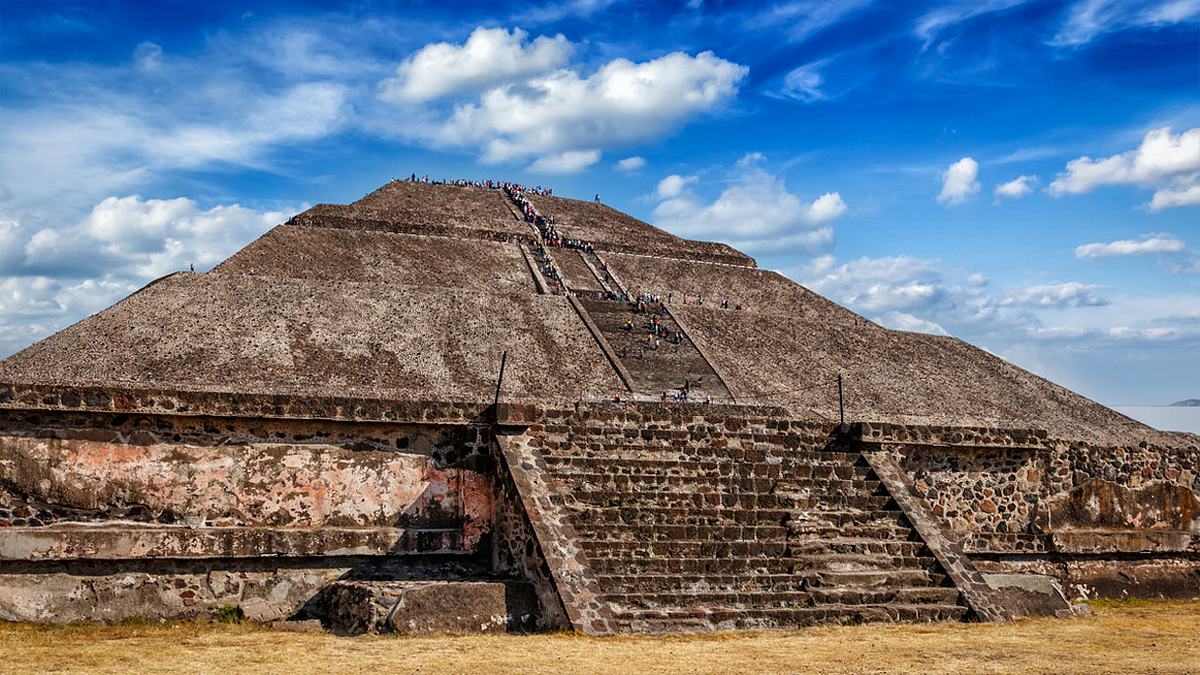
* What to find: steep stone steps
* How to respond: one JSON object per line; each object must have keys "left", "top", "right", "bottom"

{"left": 548, "top": 470, "right": 881, "bottom": 494}
{"left": 522, "top": 418, "right": 968, "bottom": 633}
{"left": 577, "top": 538, "right": 929, "bottom": 559}
{"left": 586, "top": 553, "right": 941, "bottom": 575}
{"left": 612, "top": 586, "right": 962, "bottom": 610}
{"left": 543, "top": 450, "right": 863, "bottom": 468}
{"left": 575, "top": 296, "right": 731, "bottom": 400}
{"left": 571, "top": 520, "right": 914, "bottom": 541}
{"left": 608, "top": 603, "right": 970, "bottom": 633}
{"left": 563, "top": 492, "right": 895, "bottom": 514}
{"left": 596, "top": 569, "right": 949, "bottom": 593}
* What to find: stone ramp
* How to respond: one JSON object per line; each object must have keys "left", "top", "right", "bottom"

{"left": 513, "top": 410, "right": 969, "bottom": 633}
{"left": 577, "top": 296, "right": 732, "bottom": 401}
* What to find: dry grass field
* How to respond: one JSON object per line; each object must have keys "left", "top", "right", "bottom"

{"left": 1, "top": 599, "right": 1196, "bottom": 674}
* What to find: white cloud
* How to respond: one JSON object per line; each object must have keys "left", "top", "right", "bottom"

{"left": 803, "top": 255, "right": 948, "bottom": 312}
{"left": 1075, "top": 234, "right": 1187, "bottom": 259}
{"left": 795, "top": 255, "right": 1118, "bottom": 336}
{"left": 994, "top": 174, "right": 1038, "bottom": 200}
{"left": 1048, "top": 127, "right": 1200, "bottom": 209}
{"left": 616, "top": 156, "right": 646, "bottom": 171}
{"left": 790, "top": 252, "right": 1197, "bottom": 405}
{"left": 0, "top": 195, "right": 293, "bottom": 357}
{"left": 656, "top": 174, "right": 698, "bottom": 199}
{"left": 1051, "top": 0, "right": 1200, "bottom": 46}
{"left": 527, "top": 149, "right": 601, "bottom": 174}
{"left": 379, "top": 27, "right": 572, "bottom": 103}
{"left": 807, "top": 192, "right": 849, "bottom": 222}
{"left": 1148, "top": 178, "right": 1200, "bottom": 210}
{"left": 651, "top": 162, "right": 846, "bottom": 252}
{"left": 876, "top": 310, "right": 951, "bottom": 335}
{"left": 415, "top": 49, "right": 747, "bottom": 165}
{"left": 1001, "top": 282, "right": 1110, "bottom": 308}
{"left": 938, "top": 157, "right": 980, "bottom": 205}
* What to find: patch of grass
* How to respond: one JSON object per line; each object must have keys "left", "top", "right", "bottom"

{"left": 211, "top": 605, "right": 246, "bottom": 624}
{"left": 1084, "top": 596, "right": 1169, "bottom": 609}
{"left": 0, "top": 600, "right": 1196, "bottom": 674}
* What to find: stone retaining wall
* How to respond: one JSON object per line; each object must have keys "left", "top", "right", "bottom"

{"left": 870, "top": 423, "right": 1199, "bottom": 560}
{"left": 0, "top": 410, "right": 500, "bottom": 623}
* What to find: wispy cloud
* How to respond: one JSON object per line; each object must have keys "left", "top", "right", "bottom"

{"left": 1075, "top": 234, "right": 1187, "bottom": 258}
{"left": 914, "top": 0, "right": 1028, "bottom": 48}
{"left": 743, "top": 0, "right": 876, "bottom": 42}
{"left": 1051, "top": 0, "right": 1200, "bottom": 46}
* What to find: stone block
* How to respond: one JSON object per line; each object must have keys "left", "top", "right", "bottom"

{"left": 325, "top": 580, "right": 528, "bottom": 635}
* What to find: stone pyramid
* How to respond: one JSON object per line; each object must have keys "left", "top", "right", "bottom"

{"left": 0, "top": 180, "right": 1194, "bottom": 632}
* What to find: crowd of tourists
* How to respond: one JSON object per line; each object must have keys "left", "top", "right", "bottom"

{"left": 403, "top": 175, "right": 554, "bottom": 195}
{"left": 395, "top": 174, "right": 732, "bottom": 407}
{"left": 503, "top": 184, "right": 592, "bottom": 250}
{"left": 531, "top": 242, "right": 567, "bottom": 294}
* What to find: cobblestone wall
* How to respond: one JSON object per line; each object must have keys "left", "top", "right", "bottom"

{"left": 870, "top": 422, "right": 1199, "bottom": 555}
{"left": 901, "top": 446, "right": 1042, "bottom": 536}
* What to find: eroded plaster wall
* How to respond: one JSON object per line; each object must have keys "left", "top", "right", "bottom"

{"left": 0, "top": 410, "right": 498, "bottom": 622}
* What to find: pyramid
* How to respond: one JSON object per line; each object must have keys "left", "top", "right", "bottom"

{"left": 0, "top": 180, "right": 1195, "bottom": 631}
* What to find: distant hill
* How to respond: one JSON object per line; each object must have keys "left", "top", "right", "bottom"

{"left": 1170, "top": 399, "right": 1200, "bottom": 407}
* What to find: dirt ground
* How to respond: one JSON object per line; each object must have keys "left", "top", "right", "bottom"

{"left": 1, "top": 599, "right": 1196, "bottom": 674}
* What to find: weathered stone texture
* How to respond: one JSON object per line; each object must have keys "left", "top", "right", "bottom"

{"left": 217, "top": 225, "right": 537, "bottom": 293}
{"left": 325, "top": 580, "right": 532, "bottom": 635}
{"left": 0, "top": 180, "right": 1195, "bottom": 631}
{"left": 882, "top": 434, "right": 1199, "bottom": 555}
{"left": 0, "top": 275, "right": 623, "bottom": 405}
{"left": 533, "top": 194, "right": 753, "bottom": 266}
{"left": 510, "top": 406, "right": 972, "bottom": 633}
{"left": 0, "top": 414, "right": 494, "bottom": 537}
{"left": 0, "top": 560, "right": 346, "bottom": 623}
{"left": 901, "top": 445, "right": 1042, "bottom": 538}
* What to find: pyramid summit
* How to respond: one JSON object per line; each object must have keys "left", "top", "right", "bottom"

{"left": 0, "top": 178, "right": 1195, "bottom": 632}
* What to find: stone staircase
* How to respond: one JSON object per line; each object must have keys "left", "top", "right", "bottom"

{"left": 532, "top": 417, "right": 968, "bottom": 632}
{"left": 576, "top": 296, "right": 732, "bottom": 401}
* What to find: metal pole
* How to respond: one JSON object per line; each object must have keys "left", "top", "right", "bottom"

{"left": 838, "top": 374, "right": 845, "bottom": 426}
{"left": 493, "top": 351, "right": 508, "bottom": 410}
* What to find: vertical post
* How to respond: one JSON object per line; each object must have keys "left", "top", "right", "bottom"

{"left": 493, "top": 351, "right": 509, "bottom": 410}
{"left": 838, "top": 374, "right": 845, "bottom": 427}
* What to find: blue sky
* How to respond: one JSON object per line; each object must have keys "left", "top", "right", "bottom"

{"left": 0, "top": 0, "right": 1197, "bottom": 408}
